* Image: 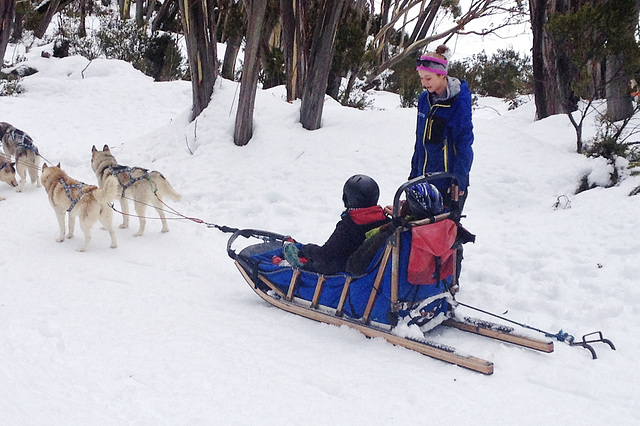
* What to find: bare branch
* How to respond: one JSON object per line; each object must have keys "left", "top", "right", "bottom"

{"left": 363, "top": 0, "right": 524, "bottom": 87}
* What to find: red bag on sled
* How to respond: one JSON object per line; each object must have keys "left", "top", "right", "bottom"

{"left": 408, "top": 219, "right": 457, "bottom": 285}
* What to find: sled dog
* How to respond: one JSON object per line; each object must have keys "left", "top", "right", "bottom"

{"left": 41, "top": 163, "right": 119, "bottom": 252}
{"left": 0, "top": 122, "right": 41, "bottom": 192}
{"left": 91, "top": 145, "right": 182, "bottom": 236}
{"left": 0, "top": 155, "right": 18, "bottom": 201}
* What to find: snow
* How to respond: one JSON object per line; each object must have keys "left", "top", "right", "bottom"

{"left": 2, "top": 43, "right": 640, "bottom": 425}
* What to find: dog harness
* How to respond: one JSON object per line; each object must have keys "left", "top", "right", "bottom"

{"left": 10, "top": 129, "right": 39, "bottom": 155}
{"left": 60, "top": 178, "right": 90, "bottom": 212}
{"left": 108, "top": 164, "right": 153, "bottom": 197}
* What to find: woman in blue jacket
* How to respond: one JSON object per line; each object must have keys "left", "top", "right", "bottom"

{"left": 411, "top": 44, "right": 474, "bottom": 209}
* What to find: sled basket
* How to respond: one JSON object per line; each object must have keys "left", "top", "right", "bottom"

{"left": 227, "top": 173, "right": 465, "bottom": 327}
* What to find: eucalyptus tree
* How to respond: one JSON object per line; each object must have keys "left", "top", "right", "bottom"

{"left": 179, "top": 0, "right": 218, "bottom": 120}
{"left": 0, "top": 0, "right": 16, "bottom": 63}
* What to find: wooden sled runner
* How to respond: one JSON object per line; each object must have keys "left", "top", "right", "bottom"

{"left": 227, "top": 174, "right": 553, "bottom": 374}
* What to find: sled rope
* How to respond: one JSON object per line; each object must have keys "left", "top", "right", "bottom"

{"left": 1, "top": 152, "right": 56, "bottom": 171}
{"left": 109, "top": 195, "right": 240, "bottom": 234}
{"left": 454, "top": 300, "right": 616, "bottom": 359}
{"left": 454, "top": 300, "right": 575, "bottom": 343}
{"left": 154, "top": 195, "right": 240, "bottom": 233}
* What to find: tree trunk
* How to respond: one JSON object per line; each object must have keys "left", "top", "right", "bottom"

{"left": 220, "top": 0, "right": 244, "bottom": 81}
{"left": 326, "top": 71, "right": 341, "bottom": 100}
{"left": 34, "top": 0, "right": 60, "bottom": 39}
{"left": 152, "top": 0, "right": 178, "bottom": 32}
{"left": 78, "top": 0, "right": 87, "bottom": 38}
{"left": 233, "top": 0, "right": 268, "bottom": 146}
{"left": 11, "top": 7, "right": 21, "bottom": 43}
{"left": 0, "top": 0, "right": 15, "bottom": 65}
{"left": 408, "top": 0, "right": 442, "bottom": 45}
{"left": 529, "top": 0, "right": 548, "bottom": 119}
{"left": 280, "top": 0, "right": 296, "bottom": 101}
{"left": 299, "top": 0, "right": 345, "bottom": 130}
{"left": 294, "top": 1, "right": 307, "bottom": 99}
{"left": 179, "top": 0, "right": 218, "bottom": 120}
{"left": 378, "top": 0, "right": 391, "bottom": 63}
{"left": 135, "top": 0, "right": 144, "bottom": 25}
{"left": 146, "top": 0, "right": 157, "bottom": 22}
{"left": 604, "top": 0, "right": 639, "bottom": 122}
{"left": 221, "top": 35, "right": 241, "bottom": 80}
{"left": 281, "top": 0, "right": 310, "bottom": 102}
{"left": 120, "top": 0, "right": 131, "bottom": 19}
{"left": 605, "top": 54, "right": 633, "bottom": 121}
{"left": 529, "top": 0, "right": 575, "bottom": 119}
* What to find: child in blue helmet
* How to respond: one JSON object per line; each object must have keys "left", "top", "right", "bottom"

{"left": 283, "top": 174, "right": 390, "bottom": 275}
{"left": 347, "top": 181, "right": 445, "bottom": 275}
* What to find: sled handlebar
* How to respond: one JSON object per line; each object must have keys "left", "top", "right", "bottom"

{"left": 226, "top": 228, "right": 290, "bottom": 259}
{"left": 392, "top": 172, "right": 461, "bottom": 222}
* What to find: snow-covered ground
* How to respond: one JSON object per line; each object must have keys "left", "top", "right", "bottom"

{"left": 1, "top": 42, "right": 639, "bottom": 425}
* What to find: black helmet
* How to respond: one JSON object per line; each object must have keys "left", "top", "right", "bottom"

{"left": 405, "top": 182, "right": 444, "bottom": 219}
{"left": 342, "top": 174, "right": 380, "bottom": 209}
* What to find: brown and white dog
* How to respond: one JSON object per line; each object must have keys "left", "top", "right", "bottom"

{"left": 91, "top": 145, "right": 182, "bottom": 237}
{"left": 0, "top": 122, "right": 41, "bottom": 192}
{"left": 0, "top": 155, "right": 18, "bottom": 201}
{"left": 41, "top": 163, "right": 120, "bottom": 252}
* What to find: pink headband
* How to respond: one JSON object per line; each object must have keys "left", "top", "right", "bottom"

{"left": 416, "top": 55, "right": 448, "bottom": 75}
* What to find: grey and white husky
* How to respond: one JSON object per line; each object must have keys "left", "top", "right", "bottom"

{"left": 0, "top": 155, "right": 18, "bottom": 200}
{"left": 0, "top": 122, "right": 41, "bottom": 192}
{"left": 91, "top": 145, "right": 182, "bottom": 236}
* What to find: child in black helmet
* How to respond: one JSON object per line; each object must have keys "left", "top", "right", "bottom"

{"left": 288, "top": 174, "right": 390, "bottom": 275}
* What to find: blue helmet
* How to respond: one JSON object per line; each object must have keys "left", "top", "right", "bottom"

{"left": 405, "top": 182, "right": 444, "bottom": 218}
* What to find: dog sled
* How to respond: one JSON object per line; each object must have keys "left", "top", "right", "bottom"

{"left": 226, "top": 173, "right": 612, "bottom": 374}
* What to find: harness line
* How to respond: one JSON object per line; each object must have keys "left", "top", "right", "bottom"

{"left": 109, "top": 194, "right": 239, "bottom": 234}
{"left": 1, "top": 153, "right": 54, "bottom": 171}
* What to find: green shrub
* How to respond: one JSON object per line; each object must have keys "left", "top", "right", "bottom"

{"left": 450, "top": 48, "right": 533, "bottom": 99}
{"left": 52, "top": 12, "right": 186, "bottom": 82}
{"left": 0, "top": 78, "right": 25, "bottom": 96}
{"left": 387, "top": 54, "right": 422, "bottom": 108}
{"left": 95, "top": 17, "right": 149, "bottom": 66}
{"left": 142, "top": 33, "right": 184, "bottom": 82}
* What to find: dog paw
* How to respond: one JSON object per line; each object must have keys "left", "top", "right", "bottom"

{"left": 110, "top": 243, "right": 118, "bottom": 249}
{"left": 77, "top": 247, "right": 87, "bottom": 252}
{"left": 133, "top": 232, "right": 143, "bottom": 237}
{"left": 119, "top": 224, "right": 128, "bottom": 229}
{"left": 56, "top": 237, "right": 65, "bottom": 243}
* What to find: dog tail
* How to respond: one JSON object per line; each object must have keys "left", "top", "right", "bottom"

{"left": 96, "top": 175, "right": 120, "bottom": 205}
{"left": 150, "top": 172, "right": 182, "bottom": 201}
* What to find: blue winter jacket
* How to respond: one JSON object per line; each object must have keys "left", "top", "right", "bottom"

{"left": 410, "top": 78, "right": 474, "bottom": 192}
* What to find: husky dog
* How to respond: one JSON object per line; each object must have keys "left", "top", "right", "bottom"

{"left": 91, "top": 145, "right": 182, "bottom": 236}
{"left": 0, "top": 155, "right": 18, "bottom": 201}
{"left": 0, "top": 122, "right": 41, "bottom": 192}
{"left": 41, "top": 163, "right": 120, "bottom": 252}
